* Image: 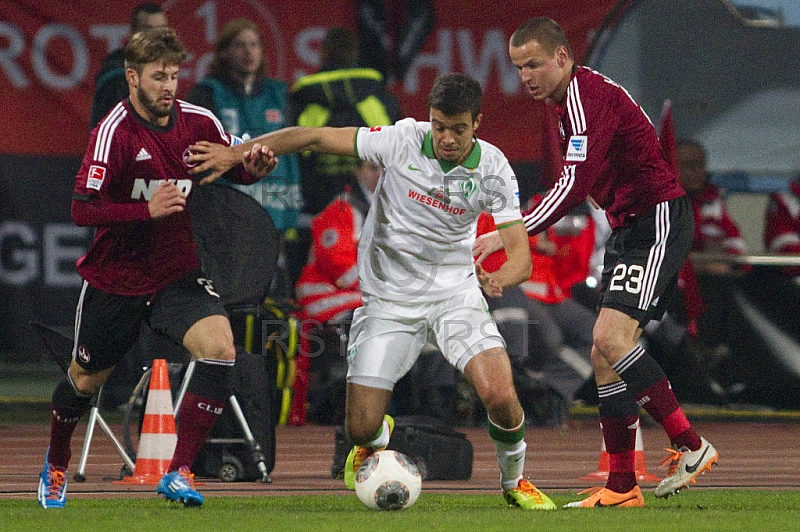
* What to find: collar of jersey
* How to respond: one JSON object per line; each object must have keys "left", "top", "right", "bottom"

{"left": 421, "top": 131, "right": 481, "bottom": 173}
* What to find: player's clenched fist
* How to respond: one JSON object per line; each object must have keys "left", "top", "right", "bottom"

{"left": 242, "top": 142, "right": 278, "bottom": 179}
{"left": 148, "top": 180, "right": 186, "bottom": 219}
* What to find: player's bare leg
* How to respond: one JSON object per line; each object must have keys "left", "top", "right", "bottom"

{"left": 465, "top": 347, "right": 555, "bottom": 510}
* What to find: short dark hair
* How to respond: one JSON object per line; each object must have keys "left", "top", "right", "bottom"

{"left": 131, "top": 3, "right": 164, "bottom": 33}
{"left": 321, "top": 27, "right": 358, "bottom": 68}
{"left": 428, "top": 73, "right": 482, "bottom": 121}
{"left": 510, "top": 17, "right": 573, "bottom": 59}
{"left": 124, "top": 27, "right": 187, "bottom": 73}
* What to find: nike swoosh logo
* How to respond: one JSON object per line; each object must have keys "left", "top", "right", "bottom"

{"left": 685, "top": 447, "right": 710, "bottom": 473}
{"left": 594, "top": 495, "right": 638, "bottom": 507}
{"left": 408, "top": 164, "right": 422, "bottom": 171}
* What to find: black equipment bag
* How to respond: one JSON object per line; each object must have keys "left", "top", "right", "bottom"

{"left": 191, "top": 347, "right": 276, "bottom": 481}
{"left": 332, "top": 415, "right": 473, "bottom": 481}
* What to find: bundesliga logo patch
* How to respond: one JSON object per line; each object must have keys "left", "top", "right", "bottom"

{"left": 87, "top": 165, "right": 106, "bottom": 190}
{"left": 565, "top": 135, "right": 587, "bottom": 162}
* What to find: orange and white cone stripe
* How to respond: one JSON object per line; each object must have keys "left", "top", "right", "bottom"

{"left": 118, "top": 359, "right": 177, "bottom": 485}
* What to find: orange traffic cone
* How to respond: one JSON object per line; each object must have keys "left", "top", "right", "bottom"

{"left": 117, "top": 359, "right": 177, "bottom": 485}
{"left": 582, "top": 423, "right": 661, "bottom": 483}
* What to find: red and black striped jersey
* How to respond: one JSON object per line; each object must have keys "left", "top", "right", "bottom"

{"left": 72, "top": 98, "right": 255, "bottom": 296}
{"left": 523, "top": 66, "right": 685, "bottom": 234}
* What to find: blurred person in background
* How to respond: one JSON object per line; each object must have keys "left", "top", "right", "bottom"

{"left": 290, "top": 27, "right": 401, "bottom": 280}
{"left": 763, "top": 174, "right": 800, "bottom": 279}
{"left": 90, "top": 2, "right": 168, "bottom": 128}
{"left": 187, "top": 18, "right": 302, "bottom": 296}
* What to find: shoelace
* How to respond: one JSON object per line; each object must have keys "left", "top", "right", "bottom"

{"left": 352, "top": 447, "right": 372, "bottom": 471}
{"left": 177, "top": 466, "right": 196, "bottom": 488}
{"left": 660, "top": 447, "right": 684, "bottom": 475}
{"left": 575, "top": 486, "right": 603, "bottom": 497}
{"left": 47, "top": 467, "right": 66, "bottom": 499}
{"left": 516, "top": 480, "right": 546, "bottom": 504}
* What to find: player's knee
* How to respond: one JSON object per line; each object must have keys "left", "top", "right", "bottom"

{"left": 592, "top": 326, "right": 625, "bottom": 361}
{"left": 480, "top": 385, "right": 518, "bottom": 414}
{"left": 193, "top": 338, "right": 236, "bottom": 363}
{"left": 68, "top": 370, "right": 103, "bottom": 397}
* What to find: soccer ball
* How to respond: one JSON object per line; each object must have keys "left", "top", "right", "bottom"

{"left": 355, "top": 450, "right": 422, "bottom": 511}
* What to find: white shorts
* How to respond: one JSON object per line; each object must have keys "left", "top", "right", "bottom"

{"left": 346, "top": 287, "right": 505, "bottom": 390}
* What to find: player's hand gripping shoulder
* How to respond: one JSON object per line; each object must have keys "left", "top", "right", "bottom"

{"left": 472, "top": 230, "right": 504, "bottom": 265}
{"left": 148, "top": 180, "right": 186, "bottom": 219}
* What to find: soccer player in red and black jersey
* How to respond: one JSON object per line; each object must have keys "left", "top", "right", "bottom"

{"left": 473, "top": 17, "right": 718, "bottom": 507}
{"left": 37, "top": 28, "right": 275, "bottom": 509}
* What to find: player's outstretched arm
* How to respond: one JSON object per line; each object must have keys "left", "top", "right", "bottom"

{"left": 188, "top": 126, "right": 358, "bottom": 184}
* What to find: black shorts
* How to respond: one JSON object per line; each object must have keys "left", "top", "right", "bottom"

{"left": 72, "top": 269, "right": 228, "bottom": 372}
{"left": 597, "top": 196, "right": 694, "bottom": 326}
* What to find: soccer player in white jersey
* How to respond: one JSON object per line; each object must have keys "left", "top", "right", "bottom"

{"left": 188, "top": 73, "right": 556, "bottom": 510}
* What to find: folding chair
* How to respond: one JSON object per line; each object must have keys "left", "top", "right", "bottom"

{"left": 185, "top": 183, "right": 281, "bottom": 482}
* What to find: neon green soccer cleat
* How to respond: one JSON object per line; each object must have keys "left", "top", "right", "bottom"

{"left": 344, "top": 414, "right": 394, "bottom": 490}
{"left": 503, "top": 479, "right": 556, "bottom": 510}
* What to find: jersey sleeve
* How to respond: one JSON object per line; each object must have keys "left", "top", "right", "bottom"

{"left": 523, "top": 80, "right": 618, "bottom": 236}
{"left": 483, "top": 158, "right": 522, "bottom": 227}
{"left": 355, "top": 118, "right": 416, "bottom": 168}
{"left": 181, "top": 101, "right": 254, "bottom": 185}
{"left": 71, "top": 123, "right": 151, "bottom": 226}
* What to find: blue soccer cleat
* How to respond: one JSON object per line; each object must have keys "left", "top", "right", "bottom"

{"left": 156, "top": 466, "right": 204, "bottom": 507}
{"left": 38, "top": 448, "right": 68, "bottom": 509}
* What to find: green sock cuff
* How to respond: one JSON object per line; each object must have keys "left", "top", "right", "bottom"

{"left": 487, "top": 416, "right": 525, "bottom": 444}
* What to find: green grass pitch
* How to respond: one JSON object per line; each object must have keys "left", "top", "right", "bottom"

{"left": 6, "top": 490, "right": 800, "bottom": 531}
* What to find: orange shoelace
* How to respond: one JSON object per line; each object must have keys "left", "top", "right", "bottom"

{"left": 352, "top": 447, "right": 372, "bottom": 470}
{"left": 575, "top": 486, "right": 603, "bottom": 497}
{"left": 660, "top": 447, "right": 684, "bottom": 475}
{"left": 46, "top": 468, "right": 66, "bottom": 499}
{"left": 177, "top": 466, "right": 196, "bottom": 487}
{"left": 516, "top": 480, "right": 546, "bottom": 504}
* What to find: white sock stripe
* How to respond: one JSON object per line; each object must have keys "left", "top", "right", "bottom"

{"left": 487, "top": 413, "right": 526, "bottom": 433}
{"left": 612, "top": 345, "right": 646, "bottom": 375}
{"left": 597, "top": 380, "right": 627, "bottom": 398}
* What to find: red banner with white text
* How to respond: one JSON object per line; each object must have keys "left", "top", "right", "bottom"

{"left": 0, "top": 0, "right": 616, "bottom": 160}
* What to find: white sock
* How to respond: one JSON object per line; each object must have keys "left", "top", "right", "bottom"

{"left": 367, "top": 417, "right": 391, "bottom": 450}
{"left": 496, "top": 439, "right": 526, "bottom": 491}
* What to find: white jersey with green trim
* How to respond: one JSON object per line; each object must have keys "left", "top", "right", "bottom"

{"left": 355, "top": 117, "right": 522, "bottom": 302}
